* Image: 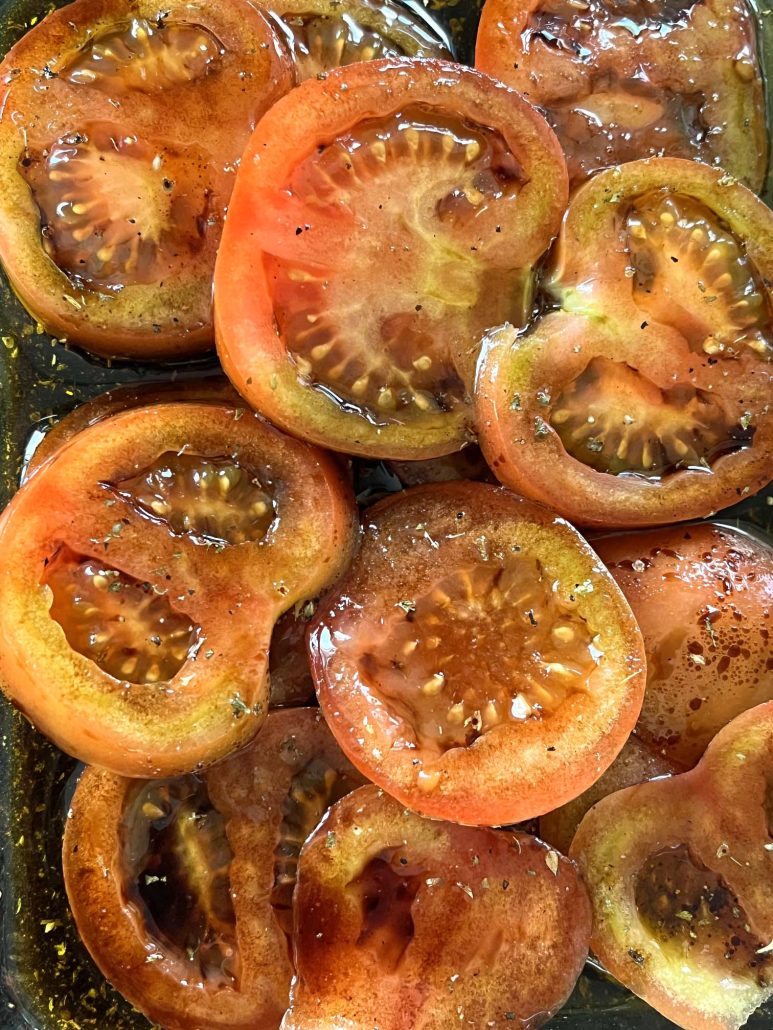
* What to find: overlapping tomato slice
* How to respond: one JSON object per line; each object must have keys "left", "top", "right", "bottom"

{"left": 215, "top": 57, "right": 568, "bottom": 460}
{"left": 571, "top": 701, "right": 773, "bottom": 1030}
{"left": 0, "top": 402, "right": 357, "bottom": 775}
{"left": 476, "top": 158, "right": 773, "bottom": 528}
{"left": 308, "top": 481, "right": 645, "bottom": 824}
{"left": 475, "top": 0, "right": 767, "bottom": 189}
{"left": 63, "top": 709, "right": 368, "bottom": 1030}
{"left": 285, "top": 784, "right": 592, "bottom": 1029}
{"left": 0, "top": 0, "right": 293, "bottom": 358}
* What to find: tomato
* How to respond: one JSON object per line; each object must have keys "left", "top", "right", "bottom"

{"left": 0, "top": 0, "right": 293, "bottom": 359}
{"left": 595, "top": 522, "right": 773, "bottom": 768}
{"left": 269, "top": 605, "right": 316, "bottom": 707}
{"left": 475, "top": 0, "right": 767, "bottom": 190}
{"left": 269, "top": 0, "right": 450, "bottom": 81}
{"left": 285, "top": 784, "right": 591, "bottom": 1029}
{"left": 539, "top": 735, "right": 677, "bottom": 853}
{"left": 0, "top": 402, "right": 357, "bottom": 776}
{"left": 215, "top": 57, "right": 568, "bottom": 460}
{"left": 308, "top": 481, "right": 645, "bottom": 825}
{"left": 570, "top": 701, "right": 773, "bottom": 1030}
{"left": 63, "top": 708, "right": 368, "bottom": 1030}
{"left": 387, "top": 445, "right": 494, "bottom": 487}
{"left": 476, "top": 158, "right": 773, "bottom": 529}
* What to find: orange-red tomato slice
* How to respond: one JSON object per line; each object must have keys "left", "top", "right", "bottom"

{"left": 309, "top": 481, "right": 646, "bottom": 825}
{"left": 476, "top": 158, "right": 773, "bottom": 528}
{"left": 475, "top": 0, "right": 767, "bottom": 190}
{"left": 63, "top": 708, "right": 368, "bottom": 1030}
{"left": 0, "top": 402, "right": 357, "bottom": 776}
{"left": 285, "top": 784, "right": 592, "bottom": 1029}
{"left": 215, "top": 57, "right": 568, "bottom": 460}
{"left": 595, "top": 522, "right": 773, "bottom": 768}
{"left": 571, "top": 701, "right": 773, "bottom": 1030}
{"left": 0, "top": 0, "right": 293, "bottom": 358}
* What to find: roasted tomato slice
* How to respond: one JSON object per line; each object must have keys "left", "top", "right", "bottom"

{"left": 476, "top": 159, "right": 773, "bottom": 528}
{"left": 0, "top": 0, "right": 292, "bottom": 359}
{"left": 63, "top": 708, "right": 368, "bottom": 1030}
{"left": 269, "top": 0, "right": 450, "bottom": 81}
{"left": 539, "top": 735, "right": 677, "bottom": 853}
{"left": 387, "top": 445, "right": 494, "bottom": 487}
{"left": 0, "top": 403, "right": 356, "bottom": 776}
{"left": 269, "top": 604, "right": 316, "bottom": 707}
{"left": 215, "top": 58, "right": 568, "bottom": 460}
{"left": 571, "top": 701, "right": 773, "bottom": 1030}
{"left": 595, "top": 522, "right": 773, "bottom": 768}
{"left": 475, "top": 0, "right": 767, "bottom": 190}
{"left": 285, "top": 784, "right": 591, "bottom": 1029}
{"left": 308, "top": 482, "right": 645, "bottom": 825}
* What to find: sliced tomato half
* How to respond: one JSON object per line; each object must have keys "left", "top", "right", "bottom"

{"left": 308, "top": 481, "right": 645, "bottom": 825}
{"left": 476, "top": 158, "right": 773, "bottom": 528}
{"left": 571, "top": 701, "right": 773, "bottom": 1030}
{"left": 0, "top": 0, "right": 293, "bottom": 358}
{"left": 475, "top": 0, "right": 767, "bottom": 190}
{"left": 215, "top": 57, "right": 568, "bottom": 460}
{"left": 285, "top": 784, "right": 591, "bottom": 1029}
{"left": 0, "top": 403, "right": 357, "bottom": 776}
{"left": 63, "top": 708, "right": 368, "bottom": 1030}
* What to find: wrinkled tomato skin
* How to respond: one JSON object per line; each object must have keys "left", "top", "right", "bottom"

{"left": 285, "top": 784, "right": 591, "bottom": 1030}
{"left": 63, "top": 709, "right": 368, "bottom": 1030}
{"left": 0, "top": 403, "right": 357, "bottom": 776}
{"left": 476, "top": 158, "right": 773, "bottom": 529}
{"left": 309, "top": 481, "right": 646, "bottom": 825}
{"left": 594, "top": 523, "right": 773, "bottom": 768}
{"left": 571, "top": 701, "right": 773, "bottom": 1030}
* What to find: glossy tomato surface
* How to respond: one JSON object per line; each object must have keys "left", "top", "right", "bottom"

{"left": 0, "top": 402, "right": 357, "bottom": 775}
{"left": 476, "top": 158, "right": 773, "bottom": 528}
{"left": 0, "top": 0, "right": 293, "bottom": 357}
{"left": 215, "top": 57, "right": 568, "bottom": 460}
{"left": 475, "top": 0, "right": 767, "bottom": 190}
{"left": 595, "top": 522, "right": 773, "bottom": 768}
{"left": 285, "top": 784, "right": 591, "bottom": 1029}
{"left": 309, "top": 481, "right": 646, "bottom": 825}
{"left": 63, "top": 708, "right": 368, "bottom": 1030}
{"left": 571, "top": 701, "right": 773, "bottom": 1030}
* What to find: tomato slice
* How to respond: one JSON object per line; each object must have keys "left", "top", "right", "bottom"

{"left": 0, "top": 403, "right": 357, "bottom": 776}
{"left": 539, "top": 735, "right": 677, "bottom": 853}
{"left": 286, "top": 784, "right": 591, "bottom": 1029}
{"left": 387, "top": 445, "right": 495, "bottom": 487}
{"left": 475, "top": 0, "right": 767, "bottom": 190}
{"left": 571, "top": 701, "right": 773, "bottom": 1030}
{"left": 308, "top": 481, "right": 645, "bottom": 825}
{"left": 476, "top": 158, "right": 773, "bottom": 528}
{"left": 269, "top": 605, "right": 316, "bottom": 707}
{"left": 595, "top": 522, "right": 773, "bottom": 768}
{"left": 215, "top": 57, "right": 568, "bottom": 460}
{"left": 268, "top": 0, "right": 450, "bottom": 80}
{"left": 63, "top": 708, "right": 368, "bottom": 1030}
{"left": 0, "top": 0, "right": 293, "bottom": 359}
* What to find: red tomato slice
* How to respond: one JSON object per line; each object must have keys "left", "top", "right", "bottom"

{"left": 476, "top": 158, "right": 773, "bottom": 528}
{"left": 475, "top": 0, "right": 767, "bottom": 190}
{"left": 571, "top": 701, "right": 773, "bottom": 1030}
{"left": 0, "top": 403, "right": 357, "bottom": 776}
{"left": 308, "top": 481, "right": 646, "bottom": 825}
{"left": 0, "top": 0, "right": 293, "bottom": 358}
{"left": 286, "top": 784, "right": 592, "bottom": 1029}
{"left": 215, "top": 57, "right": 568, "bottom": 460}
{"left": 63, "top": 708, "right": 368, "bottom": 1030}
{"left": 595, "top": 522, "right": 773, "bottom": 768}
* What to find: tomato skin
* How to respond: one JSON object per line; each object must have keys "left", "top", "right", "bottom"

{"left": 476, "top": 158, "right": 773, "bottom": 528}
{"left": 0, "top": 403, "right": 358, "bottom": 776}
{"left": 63, "top": 708, "right": 368, "bottom": 1030}
{"left": 309, "top": 481, "right": 646, "bottom": 825}
{"left": 285, "top": 784, "right": 591, "bottom": 1030}
{"left": 594, "top": 523, "right": 773, "bottom": 768}
{"left": 570, "top": 701, "right": 773, "bottom": 1030}
{"left": 0, "top": 0, "right": 293, "bottom": 358}
{"left": 215, "top": 57, "right": 568, "bottom": 460}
